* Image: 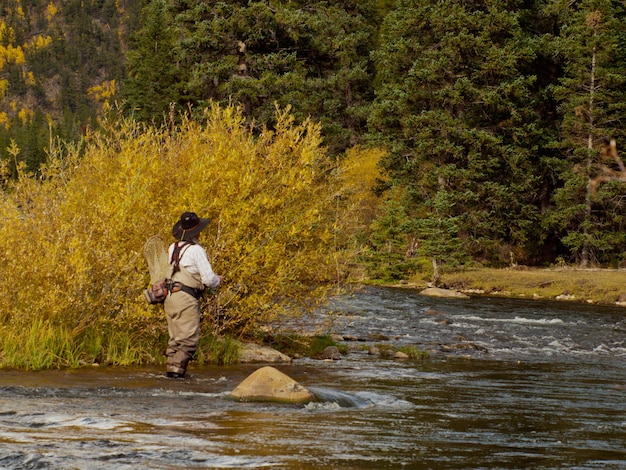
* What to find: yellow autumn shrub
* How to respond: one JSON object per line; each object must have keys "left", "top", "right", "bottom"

{"left": 0, "top": 104, "right": 371, "bottom": 368}
{"left": 336, "top": 146, "right": 387, "bottom": 238}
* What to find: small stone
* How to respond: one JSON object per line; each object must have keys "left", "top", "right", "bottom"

{"left": 239, "top": 343, "right": 292, "bottom": 364}
{"left": 420, "top": 287, "right": 469, "bottom": 299}
{"left": 321, "top": 346, "right": 341, "bottom": 360}
{"left": 368, "top": 333, "right": 389, "bottom": 341}
{"left": 394, "top": 351, "right": 409, "bottom": 360}
{"left": 556, "top": 294, "right": 575, "bottom": 300}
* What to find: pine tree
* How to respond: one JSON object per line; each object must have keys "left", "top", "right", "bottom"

{"left": 368, "top": 0, "right": 550, "bottom": 273}
{"left": 127, "top": 0, "right": 377, "bottom": 153}
{"left": 548, "top": 0, "right": 626, "bottom": 266}
{"left": 123, "top": 0, "right": 181, "bottom": 121}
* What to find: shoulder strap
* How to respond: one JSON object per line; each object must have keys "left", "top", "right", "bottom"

{"left": 170, "top": 241, "right": 194, "bottom": 276}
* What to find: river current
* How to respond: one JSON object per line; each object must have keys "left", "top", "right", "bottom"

{"left": 0, "top": 286, "right": 624, "bottom": 469}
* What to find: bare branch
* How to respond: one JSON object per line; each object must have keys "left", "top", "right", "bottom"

{"left": 590, "top": 139, "right": 626, "bottom": 191}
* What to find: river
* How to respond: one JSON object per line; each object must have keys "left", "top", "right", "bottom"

{"left": 0, "top": 286, "right": 624, "bottom": 469}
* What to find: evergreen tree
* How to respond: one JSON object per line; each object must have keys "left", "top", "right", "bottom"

{"left": 123, "top": 0, "right": 181, "bottom": 121}
{"left": 368, "top": 0, "right": 551, "bottom": 274}
{"left": 362, "top": 186, "right": 419, "bottom": 281}
{"left": 126, "top": 0, "right": 377, "bottom": 153}
{"left": 547, "top": 0, "right": 626, "bottom": 266}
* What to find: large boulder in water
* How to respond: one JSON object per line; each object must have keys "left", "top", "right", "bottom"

{"left": 230, "top": 366, "right": 317, "bottom": 404}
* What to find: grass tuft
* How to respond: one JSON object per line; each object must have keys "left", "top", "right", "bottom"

{"left": 196, "top": 335, "right": 241, "bottom": 365}
{"left": 263, "top": 334, "right": 345, "bottom": 358}
{"left": 397, "top": 345, "right": 430, "bottom": 360}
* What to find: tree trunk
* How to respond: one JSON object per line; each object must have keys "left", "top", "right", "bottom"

{"left": 581, "top": 23, "right": 598, "bottom": 268}
{"left": 432, "top": 259, "right": 440, "bottom": 287}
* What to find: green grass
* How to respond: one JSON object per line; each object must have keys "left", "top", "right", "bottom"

{"left": 196, "top": 335, "right": 241, "bottom": 365}
{"left": 263, "top": 334, "right": 346, "bottom": 358}
{"left": 374, "top": 343, "right": 395, "bottom": 357}
{"left": 0, "top": 320, "right": 164, "bottom": 370}
{"left": 372, "top": 343, "right": 430, "bottom": 360}
{"left": 397, "top": 345, "right": 430, "bottom": 360}
{"left": 0, "top": 319, "right": 251, "bottom": 371}
{"left": 0, "top": 320, "right": 86, "bottom": 370}
{"left": 439, "top": 267, "right": 626, "bottom": 305}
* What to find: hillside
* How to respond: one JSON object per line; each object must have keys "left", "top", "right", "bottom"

{"left": 0, "top": 0, "right": 139, "bottom": 169}
{"left": 1, "top": 1, "right": 625, "bottom": 275}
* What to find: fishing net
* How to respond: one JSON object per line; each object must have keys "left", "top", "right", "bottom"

{"left": 143, "top": 235, "right": 171, "bottom": 283}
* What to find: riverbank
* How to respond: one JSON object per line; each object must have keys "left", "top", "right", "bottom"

{"left": 397, "top": 267, "right": 626, "bottom": 307}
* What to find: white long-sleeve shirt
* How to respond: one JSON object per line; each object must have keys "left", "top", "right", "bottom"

{"left": 168, "top": 242, "right": 221, "bottom": 289}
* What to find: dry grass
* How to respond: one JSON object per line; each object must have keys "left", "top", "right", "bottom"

{"left": 439, "top": 267, "right": 626, "bottom": 306}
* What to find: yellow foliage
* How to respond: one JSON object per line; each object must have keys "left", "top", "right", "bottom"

{"left": 17, "top": 108, "right": 32, "bottom": 123}
{"left": 1, "top": 44, "right": 26, "bottom": 65}
{"left": 23, "top": 70, "right": 36, "bottom": 87}
{"left": 335, "top": 145, "right": 387, "bottom": 242}
{"left": 0, "top": 105, "right": 361, "bottom": 352}
{"left": 46, "top": 2, "right": 58, "bottom": 21}
{"left": 0, "top": 21, "right": 14, "bottom": 44}
{"left": 340, "top": 146, "right": 386, "bottom": 199}
{"left": 87, "top": 80, "right": 117, "bottom": 110}
{"left": 0, "top": 80, "right": 7, "bottom": 99}
{"left": 12, "top": 45, "right": 25, "bottom": 65}
{"left": 25, "top": 35, "right": 52, "bottom": 52}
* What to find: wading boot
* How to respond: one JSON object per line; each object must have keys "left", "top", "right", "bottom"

{"left": 166, "top": 357, "right": 189, "bottom": 379}
{"left": 166, "top": 364, "right": 186, "bottom": 379}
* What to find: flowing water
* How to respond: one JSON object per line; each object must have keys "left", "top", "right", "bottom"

{"left": 0, "top": 286, "right": 624, "bottom": 469}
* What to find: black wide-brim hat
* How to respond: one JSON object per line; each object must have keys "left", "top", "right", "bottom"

{"left": 172, "top": 211, "right": 210, "bottom": 241}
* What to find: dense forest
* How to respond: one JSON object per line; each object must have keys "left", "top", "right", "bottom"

{"left": 1, "top": 0, "right": 626, "bottom": 278}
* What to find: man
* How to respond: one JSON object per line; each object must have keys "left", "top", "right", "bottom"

{"left": 164, "top": 211, "right": 221, "bottom": 378}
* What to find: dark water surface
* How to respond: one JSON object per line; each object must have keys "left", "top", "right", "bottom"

{"left": 0, "top": 287, "right": 624, "bottom": 469}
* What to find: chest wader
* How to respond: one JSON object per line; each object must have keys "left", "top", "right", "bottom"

{"left": 163, "top": 260, "right": 205, "bottom": 378}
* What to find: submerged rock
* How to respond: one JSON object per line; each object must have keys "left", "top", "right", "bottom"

{"left": 342, "top": 334, "right": 363, "bottom": 342}
{"left": 229, "top": 366, "right": 317, "bottom": 404}
{"left": 368, "top": 333, "right": 390, "bottom": 341}
{"left": 424, "top": 308, "right": 446, "bottom": 315}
